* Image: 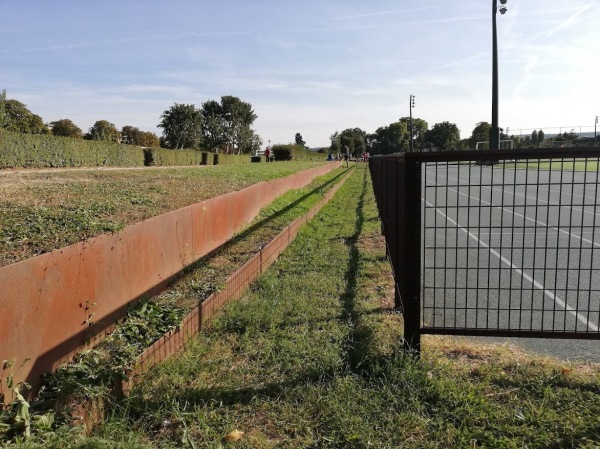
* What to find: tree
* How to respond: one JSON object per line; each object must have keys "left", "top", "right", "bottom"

{"left": 158, "top": 103, "right": 203, "bottom": 149}
{"left": 329, "top": 131, "right": 341, "bottom": 154}
{"left": 368, "top": 121, "right": 408, "bottom": 155}
{"left": 425, "top": 121, "right": 461, "bottom": 151}
{"left": 84, "top": 120, "right": 120, "bottom": 142}
{"left": 236, "top": 125, "right": 262, "bottom": 154}
{"left": 295, "top": 132, "right": 306, "bottom": 148}
{"left": 399, "top": 117, "right": 429, "bottom": 151}
{"left": 220, "top": 96, "right": 258, "bottom": 154}
{"left": 3, "top": 99, "right": 49, "bottom": 134}
{"left": 537, "top": 129, "right": 545, "bottom": 146}
{"left": 0, "top": 89, "right": 6, "bottom": 129}
{"left": 121, "top": 126, "right": 159, "bottom": 147}
{"left": 531, "top": 130, "right": 539, "bottom": 146}
{"left": 469, "top": 122, "right": 492, "bottom": 149}
{"left": 200, "top": 99, "right": 225, "bottom": 151}
{"left": 457, "top": 138, "right": 470, "bottom": 151}
{"left": 339, "top": 128, "right": 367, "bottom": 156}
{"left": 50, "top": 119, "right": 83, "bottom": 138}
{"left": 200, "top": 96, "right": 258, "bottom": 154}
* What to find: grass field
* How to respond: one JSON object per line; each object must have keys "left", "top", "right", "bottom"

{"left": 508, "top": 159, "right": 599, "bottom": 171}
{"left": 2, "top": 167, "right": 599, "bottom": 448}
{"left": 0, "top": 162, "right": 326, "bottom": 267}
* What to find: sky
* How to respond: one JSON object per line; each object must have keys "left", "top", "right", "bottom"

{"left": 1, "top": 0, "right": 599, "bottom": 148}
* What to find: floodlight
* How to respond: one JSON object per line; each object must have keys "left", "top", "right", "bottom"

{"left": 499, "top": 6, "right": 507, "bottom": 14}
{"left": 499, "top": 0, "right": 507, "bottom": 4}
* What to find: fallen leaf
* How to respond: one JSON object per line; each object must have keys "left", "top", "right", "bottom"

{"left": 223, "top": 429, "right": 244, "bottom": 442}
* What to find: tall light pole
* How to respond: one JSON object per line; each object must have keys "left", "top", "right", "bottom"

{"left": 409, "top": 94, "right": 415, "bottom": 152}
{"left": 490, "top": 0, "right": 507, "bottom": 150}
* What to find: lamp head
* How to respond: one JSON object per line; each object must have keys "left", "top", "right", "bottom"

{"left": 499, "top": 0, "right": 507, "bottom": 4}
{"left": 499, "top": 6, "right": 507, "bottom": 14}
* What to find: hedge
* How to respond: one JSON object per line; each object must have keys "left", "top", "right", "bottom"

{"left": 0, "top": 130, "right": 144, "bottom": 168}
{"left": 142, "top": 147, "right": 202, "bottom": 166}
{"left": 0, "top": 130, "right": 324, "bottom": 169}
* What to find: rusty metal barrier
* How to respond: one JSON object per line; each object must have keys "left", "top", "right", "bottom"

{"left": 122, "top": 169, "right": 352, "bottom": 391}
{"left": 0, "top": 163, "right": 341, "bottom": 400}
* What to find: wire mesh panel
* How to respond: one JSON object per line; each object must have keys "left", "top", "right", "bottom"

{"left": 421, "top": 156, "right": 600, "bottom": 338}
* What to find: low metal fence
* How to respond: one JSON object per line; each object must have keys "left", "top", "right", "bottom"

{"left": 370, "top": 148, "right": 600, "bottom": 352}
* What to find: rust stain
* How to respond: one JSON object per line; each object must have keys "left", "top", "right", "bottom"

{"left": 125, "top": 168, "right": 350, "bottom": 390}
{"left": 0, "top": 163, "right": 341, "bottom": 402}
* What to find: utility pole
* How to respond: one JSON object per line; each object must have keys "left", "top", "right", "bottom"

{"left": 409, "top": 95, "right": 415, "bottom": 152}
{"left": 490, "top": 0, "right": 507, "bottom": 150}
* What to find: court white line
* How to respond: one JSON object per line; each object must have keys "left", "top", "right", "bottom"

{"left": 437, "top": 171, "right": 600, "bottom": 218}
{"left": 424, "top": 199, "right": 599, "bottom": 332}
{"left": 437, "top": 169, "right": 600, "bottom": 217}
{"left": 425, "top": 180, "right": 600, "bottom": 249}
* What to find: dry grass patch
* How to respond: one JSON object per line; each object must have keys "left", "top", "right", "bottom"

{"left": 0, "top": 162, "right": 325, "bottom": 266}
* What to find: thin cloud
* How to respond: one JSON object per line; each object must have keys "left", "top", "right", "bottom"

{"left": 428, "top": 52, "right": 488, "bottom": 72}
{"left": 331, "top": 7, "right": 435, "bottom": 21}
{"left": 547, "top": 3, "right": 594, "bottom": 36}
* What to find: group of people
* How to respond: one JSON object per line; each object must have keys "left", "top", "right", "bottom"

{"left": 327, "top": 146, "right": 370, "bottom": 167}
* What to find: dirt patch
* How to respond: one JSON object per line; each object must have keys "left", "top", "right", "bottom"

{"left": 357, "top": 234, "right": 386, "bottom": 253}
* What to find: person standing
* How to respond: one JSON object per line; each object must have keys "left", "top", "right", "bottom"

{"left": 265, "top": 146, "right": 270, "bottom": 162}
{"left": 343, "top": 145, "right": 349, "bottom": 167}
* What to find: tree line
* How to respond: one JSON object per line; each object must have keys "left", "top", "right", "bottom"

{"left": 0, "top": 90, "right": 261, "bottom": 154}
{"left": 3, "top": 87, "right": 595, "bottom": 158}
{"left": 328, "top": 119, "right": 597, "bottom": 157}
{"left": 330, "top": 118, "right": 465, "bottom": 157}
{"left": 159, "top": 96, "right": 260, "bottom": 154}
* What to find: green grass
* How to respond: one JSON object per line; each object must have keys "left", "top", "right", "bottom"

{"left": 511, "top": 159, "right": 599, "bottom": 171}
{"left": 0, "top": 167, "right": 351, "bottom": 447}
{"left": 4, "top": 167, "right": 600, "bottom": 448}
{"left": 0, "top": 162, "right": 327, "bottom": 267}
{"left": 149, "top": 166, "right": 351, "bottom": 312}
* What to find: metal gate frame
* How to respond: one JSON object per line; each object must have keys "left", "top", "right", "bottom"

{"left": 370, "top": 147, "right": 600, "bottom": 352}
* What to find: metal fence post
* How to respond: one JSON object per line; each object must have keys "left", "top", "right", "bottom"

{"left": 398, "top": 156, "right": 422, "bottom": 354}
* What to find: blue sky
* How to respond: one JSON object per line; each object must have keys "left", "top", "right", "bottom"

{"left": 1, "top": 0, "right": 598, "bottom": 147}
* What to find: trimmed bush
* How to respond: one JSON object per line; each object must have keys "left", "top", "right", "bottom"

{"left": 0, "top": 129, "right": 325, "bottom": 168}
{"left": 0, "top": 130, "right": 144, "bottom": 168}
{"left": 216, "top": 153, "right": 249, "bottom": 165}
{"left": 143, "top": 148, "right": 155, "bottom": 166}
{"left": 142, "top": 147, "right": 202, "bottom": 166}
{"left": 272, "top": 144, "right": 293, "bottom": 161}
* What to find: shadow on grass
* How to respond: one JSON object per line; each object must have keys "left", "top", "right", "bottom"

{"left": 337, "top": 169, "right": 379, "bottom": 373}
{"left": 486, "top": 375, "right": 600, "bottom": 447}
{"left": 179, "top": 168, "right": 349, "bottom": 279}
{"left": 122, "top": 168, "right": 400, "bottom": 422}
{"left": 160, "top": 168, "right": 351, "bottom": 302}
{"left": 127, "top": 367, "right": 338, "bottom": 417}
{"left": 225, "top": 168, "right": 349, "bottom": 247}
{"left": 544, "top": 423, "right": 600, "bottom": 449}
